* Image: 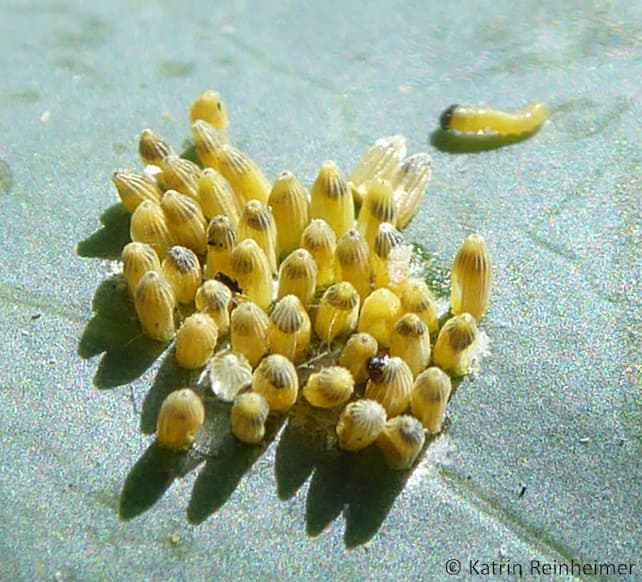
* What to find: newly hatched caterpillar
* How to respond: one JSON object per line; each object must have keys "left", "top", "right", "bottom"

{"left": 156, "top": 388, "right": 205, "bottom": 451}
{"left": 231, "top": 392, "right": 270, "bottom": 444}
{"left": 439, "top": 102, "right": 548, "bottom": 136}
{"left": 189, "top": 90, "right": 229, "bottom": 132}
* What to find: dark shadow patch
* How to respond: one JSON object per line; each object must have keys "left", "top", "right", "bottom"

{"left": 429, "top": 127, "right": 540, "bottom": 154}
{"left": 78, "top": 274, "right": 167, "bottom": 388}
{"left": 119, "top": 441, "right": 202, "bottom": 520}
{"left": 76, "top": 203, "right": 131, "bottom": 260}
{"left": 187, "top": 408, "right": 285, "bottom": 524}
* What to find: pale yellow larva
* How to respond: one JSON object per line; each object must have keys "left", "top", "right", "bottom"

{"left": 190, "top": 90, "right": 230, "bottom": 132}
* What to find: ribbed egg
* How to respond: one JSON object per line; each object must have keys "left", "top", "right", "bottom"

{"left": 252, "top": 354, "right": 299, "bottom": 413}
{"left": 175, "top": 313, "right": 219, "bottom": 369}
{"left": 336, "top": 399, "right": 387, "bottom": 452}
{"left": 364, "top": 356, "right": 413, "bottom": 417}
{"left": 410, "top": 367, "right": 452, "bottom": 433}
{"left": 156, "top": 388, "right": 205, "bottom": 451}
{"left": 338, "top": 332, "right": 378, "bottom": 383}
{"left": 231, "top": 392, "right": 270, "bottom": 445}
{"left": 302, "top": 366, "right": 354, "bottom": 409}
{"left": 376, "top": 415, "right": 426, "bottom": 470}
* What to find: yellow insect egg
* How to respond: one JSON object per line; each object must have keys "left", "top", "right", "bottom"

{"left": 134, "top": 271, "right": 176, "bottom": 342}
{"left": 376, "top": 415, "right": 426, "bottom": 471}
{"left": 335, "top": 229, "right": 370, "bottom": 302}
{"left": 309, "top": 160, "right": 355, "bottom": 238}
{"left": 373, "top": 222, "right": 410, "bottom": 293}
{"left": 389, "top": 313, "right": 431, "bottom": 377}
{"left": 450, "top": 233, "right": 492, "bottom": 321}
{"left": 365, "top": 356, "right": 413, "bottom": 417}
{"left": 216, "top": 144, "right": 271, "bottom": 205}
{"left": 277, "top": 249, "right": 318, "bottom": 306}
{"left": 175, "top": 313, "right": 219, "bottom": 369}
{"left": 191, "top": 119, "right": 227, "bottom": 170}
{"left": 314, "top": 281, "right": 360, "bottom": 343}
{"left": 138, "top": 128, "right": 175, "bottom": 167}
{"left": 189, "top": 89, "right": 229, "bottom": 132}
{"left": 237, "top": 200, "right": 278, "bottom": 273}
{"left": 112, "top": 169, "right": 162, "bottom": 213}
{"left": 391, "top": 153, "right": 432, "bottom": 230}
{"left": 156, "top": 388, "right": 205, "bottom": 451}
{"left": 357, "top": 178, "right": 397, "bottom": 250}
{"left": 336, "top": 399, "right": 387, "bottom": 452}
{"left": 206, "top": 215, "right": 236, "bottom": 279}
{"left": 338, "top": 332, "right": 378, "bottom": 383}
{"left": 230, "top": 239, "right": 273, "bottom": 310}
{"left": 400, "top": 278, "right": 439, "bottom": 335}
{"left": 160, "top": 189, "right": 208, "bottom": 255}
{"left": 231, "top": 392, "right": 270, "bottom": 445}
{"left": 268, "top": 295, "right": 311, "bottom": 363}
{"left": 439, "top": 102, "right": 548, "bottom": 136}
{"left": 160, "top": 155, "right": 201, "bottom": 203}
{"left": 121, "top": 241, "right": 161, "bottom": 296}
{"left": 268, "top": 171, "right": 310, "bottom": 257}
{"left": 432, "top": 313, "right": 479, "bottom": 376}
{"left": 302, "top": 366, "right": 354, "bottom": 409}
{"left": 357, "top": 287, "right": 402, "bottom": 348}
{"left": 410, "top": 366, "right": 452, "bottom": 433}
{"left": 252, "top": 354, "right": 299, "bottom": 413}
{"left": 300, "top": 219, "right": 336, "bottom": 289}
{"left": 348, "top": 135, "right": 407, "bottom": 204}
{"left": 197, "top": 168, "right": 242, "bottom": 224}
{"left": 160, "top": 246, "right": 202, "bottom": 304}
{"left": 130, "top": 200, "right": 174, "bottom": 259}
{"left": 230, "top": 301, "right": 270, "bottom": 368}
{"left": 207, "top": 350, "right": 253, "bottom": 401}
{"left": 195, "top": 280, "right": 233, "bottom": 334}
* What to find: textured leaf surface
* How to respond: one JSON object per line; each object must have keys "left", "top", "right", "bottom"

{"left": 0, "top": 1, "right": 640, "bottom": 580}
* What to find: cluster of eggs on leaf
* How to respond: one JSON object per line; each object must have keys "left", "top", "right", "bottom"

{"left": 110, "top": 90, "right": 492, "bottom": 470}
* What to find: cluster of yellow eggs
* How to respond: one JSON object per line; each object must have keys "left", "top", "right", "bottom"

{"left": 110, "top": 90, "right": 492, "bottom": 472}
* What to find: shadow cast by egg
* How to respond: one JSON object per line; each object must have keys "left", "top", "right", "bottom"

{"left": 77, "top": 273, "right": 167, "bottom": 388}
{"left": 76, "top": 203, "right": 132, "bottom": 260}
